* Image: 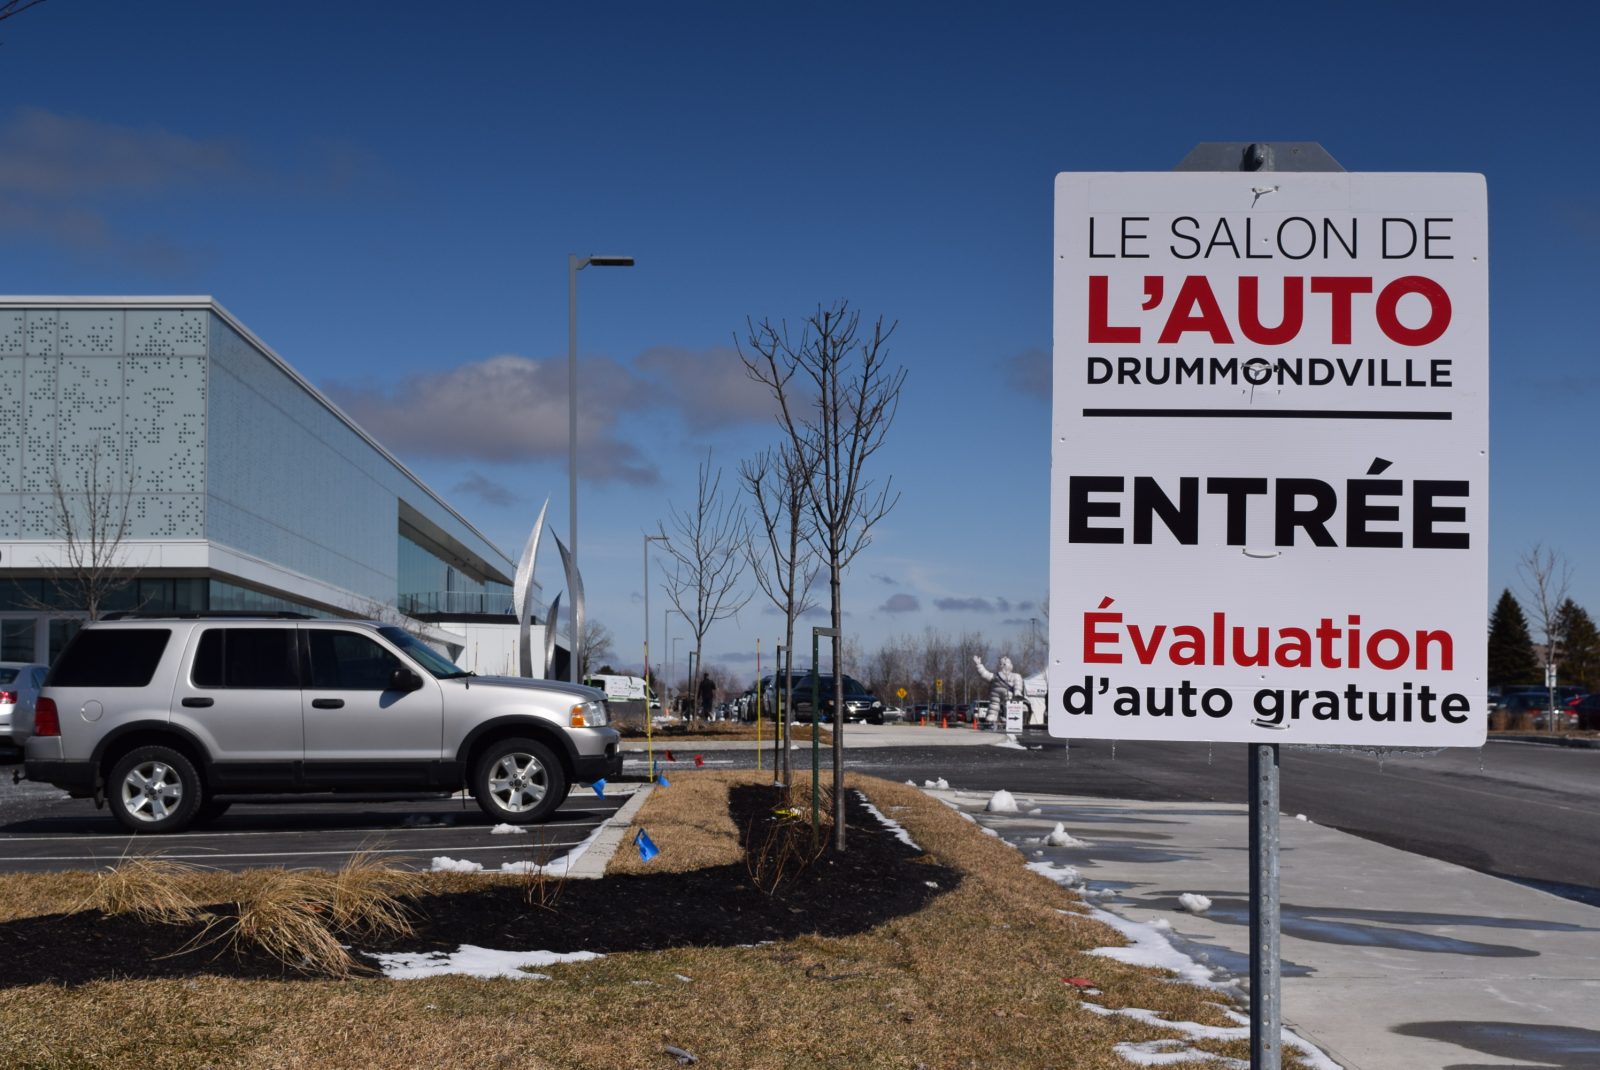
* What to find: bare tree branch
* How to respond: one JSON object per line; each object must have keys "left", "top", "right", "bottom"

{"left": 740, "top": 442, "right": 819, "bottom": 783}
{"left": 1517, "top": 543, "right": 1573, "bottom": 727}
{"left": 27, "top": 437, "right": 142, "bottom": 621}
{"left": 0, "top": 0, "right": 50, "bottom": 24}
{"left": 739, "top": 300, "right": 907, "bottom": 849}
{"left": 659, "top": 450, "right": 752, "bottom": 723}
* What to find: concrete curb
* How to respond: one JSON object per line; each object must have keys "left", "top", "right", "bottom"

{"left": 566, "top": 784, "right": 654, "bottom": 879}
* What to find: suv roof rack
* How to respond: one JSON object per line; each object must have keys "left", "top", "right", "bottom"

{"left": 99, "top": 611, "right": 314, "bottom": 621}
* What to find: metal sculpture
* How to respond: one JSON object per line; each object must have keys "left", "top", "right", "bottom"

{"left": 513, "top": 499, "right": 548, "bottom": 678}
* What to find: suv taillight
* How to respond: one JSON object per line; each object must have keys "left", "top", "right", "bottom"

{"left": 0, "top": 690, "right": 15, "bottom": 705}
{"left": 34, "top": 697, "right": 59, "bottom": 737}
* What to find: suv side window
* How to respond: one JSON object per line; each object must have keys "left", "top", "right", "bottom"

{"left": 193, "top": 628, "right": 299, "bottom": 689}
{"left": 307, "top": 630, "right": 405, "bottom": 691}
{"left": 48, "top": 629, "right": 171, "bottom": 687}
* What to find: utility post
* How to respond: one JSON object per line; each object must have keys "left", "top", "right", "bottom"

{"left": 811, "top": 626, "right": 838, "bottom": 838}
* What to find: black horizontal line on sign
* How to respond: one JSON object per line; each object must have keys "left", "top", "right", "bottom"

{"left": 1081, "top": 408, "right": 1452, "bottom": 421}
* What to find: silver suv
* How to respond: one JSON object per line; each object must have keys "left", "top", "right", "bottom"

{"left": 24, "top": 616, "right": 622, "bottom": 834}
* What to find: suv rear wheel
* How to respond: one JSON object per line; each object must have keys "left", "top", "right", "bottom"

{"left": 472, "top": 737, "right": 567, "bottom": 824}
{"left": 108, "top": 745, "right": 201, "bottom": 834}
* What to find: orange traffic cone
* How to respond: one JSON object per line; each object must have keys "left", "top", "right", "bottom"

{"left": 940, "top": 715, "right": 947, "bottom": 729}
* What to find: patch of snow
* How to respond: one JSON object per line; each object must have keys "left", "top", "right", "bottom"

{"left": 1082, "top": 908, "right": 1223, "bottom": 989}
{"left": 855, "top": 791, "right": 923, "bottom": 851}
{"left": 1151, "top": 918, "right": 1172, "bottom": 931}
{"left": 368, "top": 945, "right": 600, "bottom": 980}
{"left": 1026, "top": 860, "right": 1080, "bottom": 886}
{"left": 1083, "top": 1003, "right": 1339, "bottom": 1070}
{"left": 980, "top": 826, "right": 1000, "bottom": 837}
{"left": 490, "top": 823, "right": 525, "bottom": 835}
{"left": 992, "top": 735, "right": 1027, "bottom": 750}
{"left": 1295, "top": 814, "right": 1310, "bottom": 822}
{"left": 1027, "top": 807, "right": 1043, "bottom": 815}
{"left": 986, "top": 789, "right": 1020, "bottom": 813}
{"left": 673, "top": 973, "right": 693, "bottom": 982}
{"left": 922, "top": 777, "right": 950, "bottom": 789}
{"left": 1113, "top": 1039, "right": 1247, "bottom": 1068}
{"left": 1179, "top": 893, "right": 1212, "bottom": 915}
{"left": 1045, "top": 822, "right": 1086, "bottom": 847}
{"left": 430, "top": 856, "right": 484, "bottom": 873}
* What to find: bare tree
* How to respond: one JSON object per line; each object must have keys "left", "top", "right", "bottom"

{"left": 31, "top": 438, "right": 142, "bottom": 621}
{"left": 739, "top": 444, "right": 819, "bottom": 784}
{"left": 741, "top": 301, "right": 907, "bottom": 849}
{"left": 579, "top": 618, "right": 616, "bottom": 679}
{"left": 0, "top": 1, "right": 49, "bottom": 25}
{"left": 659, "top": 451, "right": 752, "bottom": 723}
{"left": 1518, "top": 544, "right": 1573, "bottom": 728}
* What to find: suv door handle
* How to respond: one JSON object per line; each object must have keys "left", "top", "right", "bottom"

{"left": 311, "top": 698, "right": 345, "bottom": 709}
{"left": 181, "top": 697, "right": 214, "bottom": 708}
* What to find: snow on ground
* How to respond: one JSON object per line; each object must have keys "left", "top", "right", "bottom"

{"left": 923, "top": 777, "right": 950, "bottom": 789}
{"left": 490, "top": 823, "right": 525, "bottom": 835}
{"left": 986, "top": 789, "right": 1020, "bottom": 813}
{"left": 1045, "top": 821, "right": 1086, "bottom": 847}
{"left": 429, "top": 815, "right": 611, "bottom": 877}
{"left": 367, "top": 945, "right": 601, "bottom": 980}
{"left": 976, "top": 795, "right": 1341, "bottom": 1070}
{"left": 992, "top": 734, "right": 1027, "bottom": 750}
{"left": 855, "top": 791, "right": 923, "bottom": 851}
{"left": 1178, "top": 893, "right": 1212, "bottom": 915}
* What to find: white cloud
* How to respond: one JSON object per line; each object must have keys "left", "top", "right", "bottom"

{"left": 634, "top": 345, "right": 779, "bottom": 428}
{"left": 327, "top": 354, "right": 660, "bottom": 485}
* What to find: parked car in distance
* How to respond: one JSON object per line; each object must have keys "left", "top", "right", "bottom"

{"left": 1571, "top": 694, "right": 1600, "bottom": 731}
{"left": 0, "top": 662, "right": 49, "bottom": 747}
{"left": 788, "top": 672, "right": 887, "bottom": 724}
{"left": 881, "top": 705, "right": 907, "bottom": 723}
{"left": 25, "top": 615, "right": 622, "bottom": 833}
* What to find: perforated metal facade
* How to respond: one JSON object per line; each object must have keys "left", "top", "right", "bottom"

{"left": 0, "top": 298, "right": 518, "bottom": 663}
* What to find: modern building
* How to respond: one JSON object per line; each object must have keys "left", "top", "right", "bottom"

{"left": 0, "top": 297, "right": 560, "bottom": 672}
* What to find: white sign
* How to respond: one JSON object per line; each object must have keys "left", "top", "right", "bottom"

{"left": 1050, "top": 172, "right": 1487, "bottom": 746}
{"left": 1005, "top": 700, "right": 1026, "bottom": 733}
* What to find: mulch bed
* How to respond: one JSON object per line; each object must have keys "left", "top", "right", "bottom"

{"left": 0, "top": 785, "right": 959, "bottom": 987}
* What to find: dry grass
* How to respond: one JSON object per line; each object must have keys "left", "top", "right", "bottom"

{"left": 74, "top": 855, "right": 206, "bottom": 924}
{"left": 619, "top": 721, "right": 836, "bottom": 745}
{"left": 0, "top": 772, "right": 1328, "bottom": 1069}
{"left": 189, "top": 868, "right": 360, "bottom": 978}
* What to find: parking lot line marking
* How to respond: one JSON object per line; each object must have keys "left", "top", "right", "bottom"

{"left": 0, "top": 820, "right": 603, "bottom": 847}
{"left": 0, "top": 841, "right": 589, "bottom": 864}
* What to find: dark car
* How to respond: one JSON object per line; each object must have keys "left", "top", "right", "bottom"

{"left": 789, "top": 673, "right": 886, "bottom": 725}
{"left": 1571, "top": 694, "right": 1600, "bottom": 731}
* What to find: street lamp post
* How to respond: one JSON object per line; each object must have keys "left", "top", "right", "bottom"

{"left": 671, "top": 636, "right": 683, "bottom": 716}
{"left": 567, "top": 252, "right": 634, "bottom": 682}
{"left": 643, "top": 533, "right": 668, "bottom": 700}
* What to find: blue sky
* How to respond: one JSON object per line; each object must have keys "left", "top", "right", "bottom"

{"left": 2, "top": 1, "right": 1596, "bottom": 675}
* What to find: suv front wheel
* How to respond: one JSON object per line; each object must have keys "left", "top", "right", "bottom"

{"left": 472, "top": 737, "right": 567, "bottom": 824}
{"left": 108, "top": 745, "right": 202, "bottom": 834}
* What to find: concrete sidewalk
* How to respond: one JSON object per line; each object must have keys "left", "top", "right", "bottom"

{"left": 941, "top": 789, "right": 1600, "bottom": 1070}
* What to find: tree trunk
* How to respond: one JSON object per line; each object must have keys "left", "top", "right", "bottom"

{"left": 831, "top": 566, "right": 845, "bottom": 852}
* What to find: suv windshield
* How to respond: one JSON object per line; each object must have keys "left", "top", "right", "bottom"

{"left": 377, "top": 626, "right": 468, "bottom": 679}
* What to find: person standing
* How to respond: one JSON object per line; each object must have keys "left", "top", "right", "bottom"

{"left": 698, "top": 672, "right": 716, "bottom": 723}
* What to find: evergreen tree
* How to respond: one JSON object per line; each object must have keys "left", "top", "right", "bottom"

{"left": 1487, "top": 589, "right": 1538, "bottom": 688}
{"left": 1554, "top": 599, "right": 1599, "bottom": 691}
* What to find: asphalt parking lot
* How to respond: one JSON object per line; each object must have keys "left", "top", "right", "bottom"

{"left": 0, "top": 772, "right": 634, "bottom": 874}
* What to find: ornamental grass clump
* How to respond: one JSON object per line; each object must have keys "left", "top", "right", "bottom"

{"left": 75, "top": 856, "right": 204, "bottom": 924}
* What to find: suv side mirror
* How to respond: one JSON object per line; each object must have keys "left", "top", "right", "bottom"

{"left": 389, "top": 668, "right": 424, "bottom": 693}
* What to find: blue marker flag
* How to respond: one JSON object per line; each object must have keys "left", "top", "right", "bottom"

{"left": 635, "top": 828, "right": 660, "bottom": 862}
{"left": 591, "top": 778, "right": 607, "bottom": 799}
{"left": 656, "top": 770, "right": 671, "bottom": 787}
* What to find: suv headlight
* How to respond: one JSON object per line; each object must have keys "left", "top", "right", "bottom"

{"left": 569, "top": 700, "right": 608, "bottom": 728}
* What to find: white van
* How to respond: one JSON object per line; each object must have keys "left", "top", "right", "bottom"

{"left": 585, "top": 674, "right": 648, "bottom": 702}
